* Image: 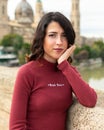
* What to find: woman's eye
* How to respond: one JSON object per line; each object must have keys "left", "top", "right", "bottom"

{"left": 62, "top": 34, "right": 67, "bottom": 37}
{"left": 48, "top": 34, "right": 56, "bottom": 37}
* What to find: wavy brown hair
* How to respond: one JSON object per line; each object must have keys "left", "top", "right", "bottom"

{"left": 27, "top": 12, "right": 76, "bottom": 62}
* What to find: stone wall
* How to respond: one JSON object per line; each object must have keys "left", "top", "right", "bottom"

{"left": 0, "top": 66, "right": 18, "bottom": 130}
{"left": 0, "top": 66, "right": 104, "bottom": 130}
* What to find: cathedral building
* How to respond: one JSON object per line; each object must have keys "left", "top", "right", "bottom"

{"left": 0, "top": 0, "right": 44, "bottom": 42}
{"left": 0, "top": 0, "right": 97, "bottom": 46}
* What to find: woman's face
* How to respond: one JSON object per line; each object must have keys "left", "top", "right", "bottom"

{"left": 43, "top": 21, "right": 68, "bottom": 63}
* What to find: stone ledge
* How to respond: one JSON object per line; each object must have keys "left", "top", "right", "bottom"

{"left": 67, "top": 92, "right": 104, "bottom": 130}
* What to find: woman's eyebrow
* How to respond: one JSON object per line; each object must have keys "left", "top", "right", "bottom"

{"left": 48, "top": 31, "right": 65, "bottom": 34}
{"left": 48, "top": 31, "right": 57, "bottom": 34}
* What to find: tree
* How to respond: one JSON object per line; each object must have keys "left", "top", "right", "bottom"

{"left": 74, "top": 40, "right": 104, "bottom": 62}
{"left": 1, "top": 34, "right": 24, "bottom": 54}
{"left": 74, "top": 45, "right": 90, "bottom": 62}
{"left": 18, "top": 42, "right": 31, "bottom": 64}
{"left": 92, "top": 40, "right": 104, "bottom": 61}
{"left": 0, "top": 34, "right": 32, "bottom": 65}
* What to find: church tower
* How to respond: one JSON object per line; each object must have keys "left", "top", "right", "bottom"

{"left": 70, "top": 0, "right": 80, "bottom": 46}
{"left": 34, "top": 0, "right": 44, "bottom": 26}
{"left": 0, "top": 0, "right": 10, "bottom": 39}
{"left": 0, "top": 0, "right": 8, "bottom": 22}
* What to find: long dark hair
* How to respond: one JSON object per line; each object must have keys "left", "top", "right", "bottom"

{"left": 27, "top": 12, "right": 76, "bottom": 62}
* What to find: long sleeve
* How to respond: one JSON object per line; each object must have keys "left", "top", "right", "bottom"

{"left": 58, "top": 60, "right": 97, "bottom": 107}
{"left": 9, "top": 66, "right": 33, "bottom": 130}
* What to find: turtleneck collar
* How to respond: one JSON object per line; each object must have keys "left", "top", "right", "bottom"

{"left": 38, "top": 58, "right": 58, "bottom": 71}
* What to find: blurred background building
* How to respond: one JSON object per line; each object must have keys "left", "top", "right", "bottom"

{"left": 0, "top": 0, "right": 44, "bottom": 43}
{"left": 0, "top": 0, "right": 101, "bottom": 45}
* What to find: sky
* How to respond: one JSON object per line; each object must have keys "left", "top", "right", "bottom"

{"left": 7, "top": 0, "right": 104, "bottom": 38}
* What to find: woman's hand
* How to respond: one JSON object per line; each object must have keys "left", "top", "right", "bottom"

{"left": 58, "top": 45, "right": 76, "bottom": 64}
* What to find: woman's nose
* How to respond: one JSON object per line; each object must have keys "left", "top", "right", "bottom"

{"left": 56, "top": 36, "right": 63, "bottom": 45}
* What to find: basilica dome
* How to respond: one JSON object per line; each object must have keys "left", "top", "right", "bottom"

{"left": 15, "top": 0, "right": 34, "bottom": 24}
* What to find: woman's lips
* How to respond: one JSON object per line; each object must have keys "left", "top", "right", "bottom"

{"left": 53, "top": 48, "right": 64, "bottom": 53}
{"left": 54, "top": 48, "right": 63, "bottom": 51}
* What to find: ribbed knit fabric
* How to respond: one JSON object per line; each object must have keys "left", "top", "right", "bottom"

{"left": 9, "top": 58, "right": 97, "bottom": 130}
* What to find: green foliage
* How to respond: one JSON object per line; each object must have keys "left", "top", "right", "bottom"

{"left": 0, "top": 40, "right": 2, "bottom": 45}
{"left": 74, "top": 40, "right": 104, "bottom": 62}
{"left": 100, "top": 44, "right": 104, "bottom": 61}
{"left": 82, "top": 45, "right": 91, "bottom": 58}
{"left": 18, "top": 42, "right": 31, "bottom": 64}
{"left": 94, "top": 40, "right": 104, "bottom": 48}
{"left": 74, "top": 45, "right": 91, "bottom": 61}
{"left": 91, "top": 40, "right": 104, "bottom": 60}
{"left": 22, "top": 42, "right": 31, "bottom": 54}
{"left": 0, "top": 33, "right": 32, "bottom": 65}
{"left": 1, "top": 33, "right": 24, "bottom": 54}
{"left": 74, "top": 47, "right": 82, "bottom": 55}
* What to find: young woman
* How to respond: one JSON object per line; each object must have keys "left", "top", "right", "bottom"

{"left": 9, "top": 12, "right": 97, "bottom": 130}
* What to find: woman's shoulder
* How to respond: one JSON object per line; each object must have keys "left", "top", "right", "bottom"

{"left": 18, "top": 60, "right": 39, "bottom": 75}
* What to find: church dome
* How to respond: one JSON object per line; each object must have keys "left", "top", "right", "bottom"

{"left": 15, "top": 0, "right": 34, "bottom": 24}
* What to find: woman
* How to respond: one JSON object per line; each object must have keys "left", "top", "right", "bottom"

{"left": 9, "top": 12, "right": 97, "bottom": 130}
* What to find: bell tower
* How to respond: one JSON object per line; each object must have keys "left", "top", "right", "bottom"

{"left": 34, "top": 0, "right": 44, "bottom": 26}
{"left": 0, "top": 0, "right": 8, "bottom": 22}
{"left": 0, "top": 0, "right": 10, "bottom": 39}
{"left": 70, "top": 0, "right": 80, "bottom": 46}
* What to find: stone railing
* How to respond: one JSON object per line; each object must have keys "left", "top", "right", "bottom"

{"left": 67, "top": 90, "right": 104, "bottom": 130}
{"left": 0, "top": 66, "right": 104, "bottom": 130}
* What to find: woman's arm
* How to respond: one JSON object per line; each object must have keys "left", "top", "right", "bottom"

{"left": 9, "top": 66, "right": 33, "bottom": 130}
{"left": 58, "top": 60, "right": 97, "bottom": 107}
{"left": 57, "top": 45, "right": 97, "bottom": 107}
